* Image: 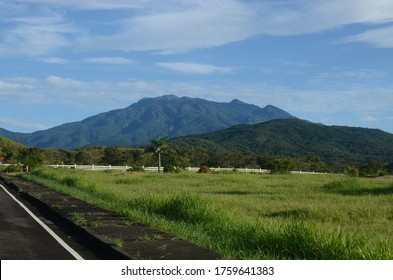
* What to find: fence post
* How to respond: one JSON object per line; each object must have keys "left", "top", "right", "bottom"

{"left": 92, "top": 164, "right": 95, "bottom": 170}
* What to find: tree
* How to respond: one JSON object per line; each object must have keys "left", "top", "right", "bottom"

{"left": 257, "top": 156, "right": 294, "bottom": 174}
{"left": 147, "top": 136, "right": 169, "bottom": 173}
{"left": 103, "top": 147, "right": 124, "bottom": 165}
{"left": 75, "top": 147, "right": 103, "bottom": 165}
{"left": 19, "top": 147, "right": 44, "bottom": 170}
{"left": 360, "top": 160, "right": 389, "bottom": 177}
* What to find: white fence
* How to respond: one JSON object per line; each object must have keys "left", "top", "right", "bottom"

{"left": 47, "top": 164, "right": 327, "bottom": 174}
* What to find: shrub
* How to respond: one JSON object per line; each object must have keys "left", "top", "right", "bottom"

{"left": 345, "top": 166, "right": 359, "bottom": 177}
{"left": 128, "top": 166, "right": 145, "bottom": 172}
{"left": 3, "top": 164, "right": 23, "bottom": 173}
{"left": 164, "top": 165, "right": 182, "bottom": 173}
{"left": 163, "top": 165, "right": 176, "bottom": 173}
{"left": 198, "top": 166, "right": 211, "bottom": 173}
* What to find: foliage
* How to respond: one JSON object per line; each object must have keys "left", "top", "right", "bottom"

{"left": 359, "top": 160, "right": 390, "bottom": 177}
{"left": 146, "top": 135, "right": 169, "bottom": 173}
{"left": 0, "top": 136, "right": 25, "bottom": 163}
{"left": 3, "top": 164, "right": 23, "bottom": 173}
{"left": 2, "top": 116, "right": 393, "bottom": 176}
{"left": 18, "top": 147, "right": 44, "bottom": 169}
{"left": 345, "top": 166, "right": 360, "bottom": 177}
{"left": 163, "top": 165, "right": 181, "bottom": 173}
{"left": 257, "top": 156, "right": 295, "bottom": 174}
{"left": 171, "top": 119, "right": 393, "bottom": 164}
{"left": 75, "top": 147, "right": 104, "bottom": 165}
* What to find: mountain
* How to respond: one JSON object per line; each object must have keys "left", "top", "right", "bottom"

{"left": 0, "top": 95, "right": 294, "bottom": 149}
{"left": 170, "top": 119, "right": 393, "bottom": 163}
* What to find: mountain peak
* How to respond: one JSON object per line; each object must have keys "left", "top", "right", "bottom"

{"left": 157, "top": 94, "right": 179, "bottom": 100}
{"left": 138, "top": 94, "right": 179, "bottom": 103}
{"left": 230, "top": 98, "right": 245, "bottom": 104}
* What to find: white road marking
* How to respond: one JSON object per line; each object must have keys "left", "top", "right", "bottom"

{"left": 0, "top": 184, "right": 84, "bottom": 260}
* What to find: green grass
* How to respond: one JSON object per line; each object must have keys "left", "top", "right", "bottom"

{"left": 19, "top": 168, "right": 393, "bottom": 259}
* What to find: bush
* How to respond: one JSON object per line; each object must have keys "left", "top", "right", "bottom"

{"left": 164, "top": 165, "right": 175, "bottom": 173}
{"left": 345, "top": 166, "right": 359, "bottom": 177}
{"left": 198, "top": 166, "right": 211, "bottom": 173}
{"left": 128, "top": 166, "right": 145, "bottom": 172}
{"left": 164, "top": 165, "right": 182, "bottom": 173}
{"left": 3, "top": 165, "right": 23, "bottom": 173}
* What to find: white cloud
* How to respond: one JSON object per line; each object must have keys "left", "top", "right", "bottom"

{"left": 43, "top": 57, "right": 68, "bottom": 64}
{"left": 259, "top": 0, "right": 393, "bottom": 35}
{"left": 0, "top": 12, "right": 78, "bottom": 57}
{"left": 0, "top": 117, "right": 49, "bottom": 132}
{"left": 156, "top": 62, "right": 232, "bottom": 74}
{"left": 310, "top": 68, "right": 387, "bottom": 86}
{"left": 81, "top": 0, "right": 259, "bottom": 54}
{"left": 362, "top": 116, "right": 379, "bottom": 123}
{"left": 11, "top": 0, "right": 149, "bottom": 10}
{"left": 76, "top": 0, "right": 393, "bottom": 53}
{"left": 84, "top": 57, "right": 135, "bottom": 65}
{"left": 2, "top": 0, "right": 393, "bottom": 56}
{"left": 343, "top": 25, "right": 393, "bottom": 48}
{"left": 1, "top": 75, "right": 392, "bottom": 117}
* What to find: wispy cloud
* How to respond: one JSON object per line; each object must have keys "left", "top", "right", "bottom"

{"left": 0, "top": 117, "right": 50, "bottom": 132}
{"left": 2, "top": 75, "right": 392, "bottom": 120}
{"left": 81, "top": 0, "right": 259, "bottom": 54}
{"left": 2, "top": 0, "right": 393, "bottom": 57}
{"left": 12, "top": 0, "right": 148, "bottom": 10}
{"left": 343, "top": 25, "right": 393, "bottom": 48}
{"left": 156, "top": 62, "right": 232, "bottom": 74}
{"left": 69, "top": 1, "right": 393, "bottom": 53}
{"left": 0, "top": 11, "right": 77, "bottom": 57}
{"left": 309, "top": 68, "right": 387, "bottom": 87}
{"left": 43, "top": 57, "right": 69, "bottom": 64}
{"left": 84, "top": 57, "right": 135, "bottom": 65}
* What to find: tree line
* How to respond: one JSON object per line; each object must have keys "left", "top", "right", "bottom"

{"left": 1, "top": 136, "right": 391, "bottom": 177}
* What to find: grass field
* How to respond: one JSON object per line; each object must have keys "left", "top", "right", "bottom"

{"left": 20, "top": 168, "right": 393, "bottom": 259}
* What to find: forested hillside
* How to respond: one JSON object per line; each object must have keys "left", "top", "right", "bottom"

{"left": 0, "top": 95, "right": 294, "bottom": 149}
{"left": 170, "top": 119, "right": 393, "bottom": 164}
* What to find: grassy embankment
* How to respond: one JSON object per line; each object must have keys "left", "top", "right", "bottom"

{"left": 20, "top": 168, "right": 393, "bottom": 259}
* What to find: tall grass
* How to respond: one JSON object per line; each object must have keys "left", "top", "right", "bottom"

{"left": 20, "top": 168, "right": 393, "bottom": 259}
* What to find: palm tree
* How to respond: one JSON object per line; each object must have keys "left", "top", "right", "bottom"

{"left": 148, "top": 135, "right": 169, "bottom": 173}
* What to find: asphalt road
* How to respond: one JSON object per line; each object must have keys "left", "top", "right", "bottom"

{"left": 0, "top": 184, "right": 93, "bottom": 260}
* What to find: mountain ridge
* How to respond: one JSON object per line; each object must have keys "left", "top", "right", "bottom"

{"left": 0, "top": 95, "right": 295, "bottom": 149}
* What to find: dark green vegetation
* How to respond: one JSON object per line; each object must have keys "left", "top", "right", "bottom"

{"left": 0, "top": 95, "right": 294, "bottom": 149}
{"left": 2, "top": 118, "right": 393, "bottom": 176}
{"left": 0, "top": 137, "right": 44, "bottom": 172}
{"left": 171, "top": 118, "right": 393, "bottom": 165}
{"left": 18, "top": 168, "right": 393, "bottom": 259}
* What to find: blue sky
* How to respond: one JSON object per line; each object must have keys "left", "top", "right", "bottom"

{"left": 1, "top": 0, "right": 393, "bottom": 134}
